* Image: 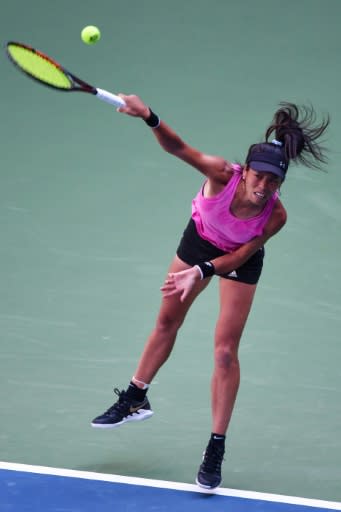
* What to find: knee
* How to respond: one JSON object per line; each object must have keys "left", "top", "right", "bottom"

{"left": 155, "top": 312, "right": 184, "bottom": 335}
{"left": 214, "top": 343, "right": 239, "bottom": 370}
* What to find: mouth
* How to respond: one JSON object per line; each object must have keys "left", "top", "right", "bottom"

{"left": 254, "top": 192, "right": 266, "bottom": 199}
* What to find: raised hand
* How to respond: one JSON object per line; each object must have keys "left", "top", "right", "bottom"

{"left": 116, "top": 94, "right": 150, "bottom": 119}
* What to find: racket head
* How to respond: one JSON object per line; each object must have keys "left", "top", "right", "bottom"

{"left": 5, "top": 41, "right": 95, "bottom": 93}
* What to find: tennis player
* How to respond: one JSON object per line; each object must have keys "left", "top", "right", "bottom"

{"left": 91, "top": 97, "right": 329, "bottom": 489}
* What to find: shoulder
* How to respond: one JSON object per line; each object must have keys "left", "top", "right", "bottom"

{"left": 206, "top": 160, "right": 240, "bottom": 187}
{"left": 264, "top": 198, "right": 287, "bottom": 238}
{"left": 203, "top": 161, "right": 240, "bottom": 196}
{"left": 273, "top": 198, "right": 287, "bottom": 224}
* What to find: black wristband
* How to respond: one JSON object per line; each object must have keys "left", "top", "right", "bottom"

{"left": 144, "top": 108, "right": 160, "bottom": 128}
{"left": 195, "top": 261, "right": 216, "bottom": 280}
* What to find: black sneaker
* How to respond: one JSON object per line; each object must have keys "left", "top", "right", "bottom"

{"left": 91, "top": 388, "right": 153, "bottom": 429}
{"left": 196, "top": 440, "right": 225, "bottom": 489}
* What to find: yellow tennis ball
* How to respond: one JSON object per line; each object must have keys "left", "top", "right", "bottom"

{"left": 81, "top": 25, "right": 101, "bottom": 45}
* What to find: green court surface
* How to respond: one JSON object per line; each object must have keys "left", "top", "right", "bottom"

{"left": 1, "top": 0, "right": 340, "bottom": 505}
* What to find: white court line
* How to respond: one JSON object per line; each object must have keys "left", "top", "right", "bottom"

{"left": 0, "top": 461, "right": 340, "bottom": 510}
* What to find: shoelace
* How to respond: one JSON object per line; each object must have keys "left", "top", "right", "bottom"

{"left": 104, "top": 388, "right": 130, "bottom": 415}
{"left": 201, "top": 444, "right": 225, "bottom": 473}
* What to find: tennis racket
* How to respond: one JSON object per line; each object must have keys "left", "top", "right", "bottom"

{"left": 5, "top": 41, "right": 126, "bottom": 109}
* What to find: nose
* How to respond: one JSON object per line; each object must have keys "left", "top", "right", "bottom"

{"left": 258, "top": 177, "right": 268, "bottom": 190}
{"left": 260, "top": 176, "right": 274, "bottom": 190}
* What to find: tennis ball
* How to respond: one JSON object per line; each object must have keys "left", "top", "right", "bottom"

{"left": 81, "top": 25, "right": 101, "bottom": 45}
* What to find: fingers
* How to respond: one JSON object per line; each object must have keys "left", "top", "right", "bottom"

{"left": 116, "top": 94, "right": 150, "bottom": 119}
{"left": 180, "top": 290, "right": 187, "bottom": 303}
{"left": 160, "top": 274, "right": 180, "bottom": 297}
{"left": 160, "top": 284, "right": 188, "bottom": 302}
{"left": 160, "top": 277, "right": 176, "bottom": 293}
{"left": 160, "top": 276, "right": 172, "bottom": 288}
{"left": 160, "top": 269, "right": 196, "bottom": 302}
{"left": 114, "top": 94, "right": 128, "bottom": 114}
{"left": 161, "top": 271, "right": 187, "bottom": 288}
{"left": 161, "top": 288, "right": 181, "bottom": 298}
{"left": 116, "top": 94, "right": 129, "bottom": 114}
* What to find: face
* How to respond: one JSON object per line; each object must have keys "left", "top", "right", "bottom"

{"left": 242, "top": 167, "right": 282, "bottom": 205}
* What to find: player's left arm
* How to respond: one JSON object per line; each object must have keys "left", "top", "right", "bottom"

{"left": 212, "top": 199, "right": 287, "bottom": 274}
{"left": 162, "top": 199, "right": 287, "bottom": 301}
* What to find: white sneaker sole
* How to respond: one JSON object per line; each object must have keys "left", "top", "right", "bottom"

{"left": 195, "top": 477, "right": 221, "bottom": 490}
{"left": 91, "top": 409, "right": 154, "bottom": 429}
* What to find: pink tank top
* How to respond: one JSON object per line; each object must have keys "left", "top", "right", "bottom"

{"left": 191, "top": 168, "right": 278, "bottom": 252}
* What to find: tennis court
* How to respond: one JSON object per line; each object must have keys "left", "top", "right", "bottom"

{"left": 1, "top": 1, "right": 340, "bottom": 510}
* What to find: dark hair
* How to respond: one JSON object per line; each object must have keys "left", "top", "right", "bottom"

{"left": 246, "top": 102, "right": 330, "bottom": 172}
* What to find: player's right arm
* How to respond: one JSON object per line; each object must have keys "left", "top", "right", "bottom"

{"left": 118, "top": 94, "right": 232, "bottom": 185}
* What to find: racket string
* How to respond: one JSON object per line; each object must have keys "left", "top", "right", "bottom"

{"left": 7, "top": 43, "right": 72, "bottom": 90}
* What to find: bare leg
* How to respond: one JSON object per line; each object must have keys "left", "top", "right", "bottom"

{"left": 91, "top": 255, "right": 212, "bottom": 429}
{"left": 211, "top": 279, "right": 257, "bottom": 434}
{"left": 133, "top": 255, "right": 211, "bottom": 386}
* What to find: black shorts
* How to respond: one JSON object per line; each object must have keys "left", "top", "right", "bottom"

{"left": 176, "top": 218, "right": 264, "bottom": 285}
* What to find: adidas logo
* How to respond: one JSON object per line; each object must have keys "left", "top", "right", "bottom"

{"left": 228, "top": 270, "right": 238, "bottom": 278}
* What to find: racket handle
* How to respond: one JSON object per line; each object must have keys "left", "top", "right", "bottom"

{"left": 95, "top": 88, "right": 126, "bottom": 108}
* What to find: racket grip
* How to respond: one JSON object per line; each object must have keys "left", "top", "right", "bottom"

{"left": 95, "top": 88, "right": 126, "bottom": 108}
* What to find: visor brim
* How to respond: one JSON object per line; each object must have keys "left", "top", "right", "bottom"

{"left": 248, "top": 161, "right": 286, "bottom": 180}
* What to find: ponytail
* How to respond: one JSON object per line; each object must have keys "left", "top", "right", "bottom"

{"left": 265, "top": 102, "right": 330, "bottom": 170}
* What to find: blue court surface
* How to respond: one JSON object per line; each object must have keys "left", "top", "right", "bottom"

{"left": 1, "top": 463, "right": 340, "bottom": 512}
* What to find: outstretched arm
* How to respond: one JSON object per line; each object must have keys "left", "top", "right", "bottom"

{"left": 117, "top": 93, "right": 232, "bottom": 183}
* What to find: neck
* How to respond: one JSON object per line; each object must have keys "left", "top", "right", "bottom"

{"left": 230, "top": 180, "right": 266, "bottom": 219}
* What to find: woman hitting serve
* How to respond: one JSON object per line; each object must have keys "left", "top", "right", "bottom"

{"left": 91, "top": 96, "right": 329, "bottom": 489}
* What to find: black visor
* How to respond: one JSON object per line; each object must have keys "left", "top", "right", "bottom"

{"left": 247, "top": 150, "right": 288, "bottom": 180}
